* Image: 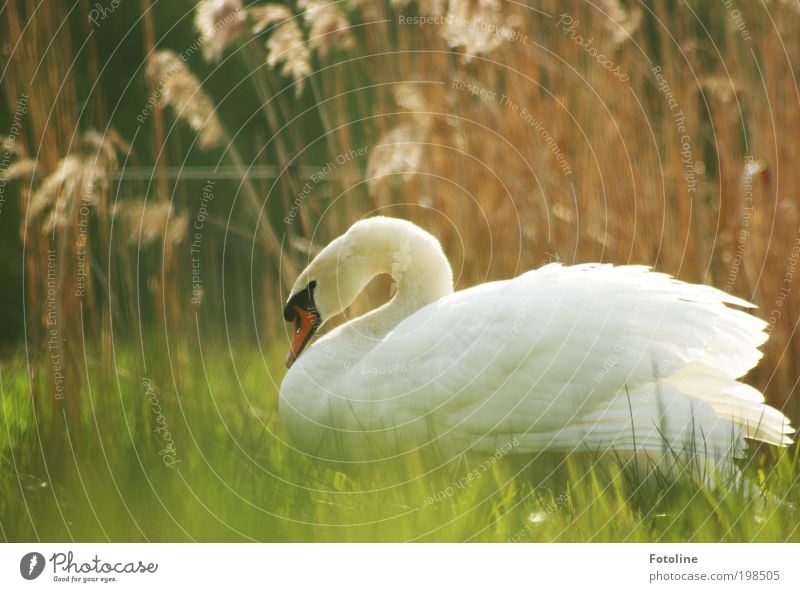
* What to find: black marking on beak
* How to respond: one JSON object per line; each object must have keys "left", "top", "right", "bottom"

{"left": 284, "top": 280, "right": 321, "bottom": 367}
{"left": 284, "top": 280, "right": 318, "bottom": 322}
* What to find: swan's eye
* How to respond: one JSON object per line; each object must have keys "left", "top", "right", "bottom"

{"left": 284, "top": 280, "right": 318, "bottom": 322}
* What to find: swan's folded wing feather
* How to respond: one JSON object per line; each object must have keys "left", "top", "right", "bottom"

{"left": 350, "top": 264, "right": 790, "bottom": 454}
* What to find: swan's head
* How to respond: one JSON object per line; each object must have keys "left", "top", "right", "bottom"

{"left": 282, "top": 220, "right": 382, "bottom": 368}
{"left": 283, "top": 217, "right": 453, "bottom": 368}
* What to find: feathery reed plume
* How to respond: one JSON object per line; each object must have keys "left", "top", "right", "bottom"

{"left": 28, "top": 156, "right": 85, "bottom": 227}
{"left": 393, "top": 82, "right": 429, "bottom": 113}
{"left": 600, "top": 0, "right": 642, "bottom": 47}
{"left": 251, "top": 5, "right": 312, "bottom": 96}
{"left": 27, "top": 130, "right": 123, "bottom": 232}
{"left": 113, "top": 201, "right": 189, "bottom": 246}
{"left": 81, "top": 130, "right": 122, "bottom": 207}
{"left": 0, "top": 158, "right": 36, "bottom": 182}
{"left": 700, "top": 75, "right": 740, "bottom": 104}
{"left": 1, "top": 135, "right": 21, "bottom": 154}
{"left": 145, "top": 50, "right": 224, "bottom": 148}
{"left": 195, "top": 0, "right": 248, "bottom": 62}
{"left": 367, "top": 121, "right": 430, "bottom": 195}
{"left": 441, "top": 0, "right": 517, "bottom": 62}
{"left": 300, "top": 0, "right": 355, "bottom": 57}
{"left": 250, "top": 3, "right": 293, "bottom": 34}
{"left": 744, "top": 158, "right": 768, "bottom": 182}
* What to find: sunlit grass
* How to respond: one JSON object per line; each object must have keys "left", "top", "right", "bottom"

{"left": 1, "top": 345, "right": 797, "bottom": 542}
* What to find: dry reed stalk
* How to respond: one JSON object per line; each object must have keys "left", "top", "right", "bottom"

{"left": 140, "top": 0, "right": 181, "bottom": 355}
{"left": 2, "top": 0, "right": 91, "bottom": 437}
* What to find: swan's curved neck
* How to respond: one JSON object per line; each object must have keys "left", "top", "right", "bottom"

{"left": 340, "top": 220, "right": 455, "bottom": 339}
{"left": 281, "top": 219, "right": 454, "bottom": 424}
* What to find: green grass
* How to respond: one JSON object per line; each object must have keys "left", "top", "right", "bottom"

{"left": 1, "top": 343, "right": 798, "bottom": 542}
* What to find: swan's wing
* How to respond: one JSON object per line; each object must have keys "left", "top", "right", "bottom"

{"left": 343, "top": 264, "right": 791, "bottom": 457}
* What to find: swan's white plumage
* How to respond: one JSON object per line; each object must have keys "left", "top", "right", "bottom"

{"left": 279, "top": 219, "right": 794, "bottom": 472}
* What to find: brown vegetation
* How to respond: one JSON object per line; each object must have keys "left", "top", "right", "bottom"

{"left": 2, "top": 1, "right": 798, "bottom": 434}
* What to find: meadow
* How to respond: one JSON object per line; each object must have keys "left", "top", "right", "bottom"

{"left": 1, "top": 1, "right": 799, "bottom": 542}
{"left": 2, "top": 339, "right": 799, "bottom": 542}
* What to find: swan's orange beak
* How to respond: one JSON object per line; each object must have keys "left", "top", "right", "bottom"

{"left": 285, "top": 306, "right": 320, "bottom": 368}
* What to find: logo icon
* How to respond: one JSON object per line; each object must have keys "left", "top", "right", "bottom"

{"left": 20, "top": 552, "right": 45, "bottom": 580}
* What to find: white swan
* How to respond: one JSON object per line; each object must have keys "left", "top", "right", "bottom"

{"left": 280, "top": 217, "right": 793, "bottom": 477}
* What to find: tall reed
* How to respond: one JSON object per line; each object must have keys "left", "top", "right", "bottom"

{"left": 237, "top": 0, "right": 799, "bottom": 418}
{"left": 2, "top": 1, "right": 798, "bottom": 436}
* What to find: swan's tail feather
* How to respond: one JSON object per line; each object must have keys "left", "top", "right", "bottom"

{"left": 576, "top": 264, "right": 796, "bottom": 452}
{"left": 665, "top": 364, "right": 794, "bottom": 447}
{"left": 517, "top": 383, "right": 744, "bottom": 458}
{"left": 575, "top": 382, "right": 748, "bottom": 459}
{"left": 576, "top": 383, "right": 748, "bottom": 486}
{"left": 514, "top": 374, "right": 793, "bottom": 486}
